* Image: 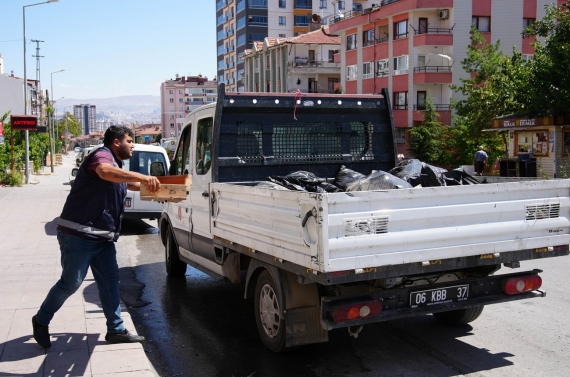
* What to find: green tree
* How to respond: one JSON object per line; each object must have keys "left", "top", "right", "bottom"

{"left": 522, "top": 1, "right": 570, "bottom": 117}
{"left": 408, "top": 93, "right": 452, "bottom": 166}
{"left": 449, "top": 27, "right": 526, "bottom": 167}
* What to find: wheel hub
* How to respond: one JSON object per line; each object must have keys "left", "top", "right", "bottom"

{"left": 259, "top": 284, "right": 280, "bottom": 338}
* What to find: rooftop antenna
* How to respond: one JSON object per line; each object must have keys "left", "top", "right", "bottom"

{"left": 31, "top": 39, "right": 44, "bottom": 123}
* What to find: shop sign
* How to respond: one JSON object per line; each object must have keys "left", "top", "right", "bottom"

{"left": 492, "top": 114, "right": 570, "bottom": 129}
{"left": 11, "top": 115, "right": 38, "bottom": 131}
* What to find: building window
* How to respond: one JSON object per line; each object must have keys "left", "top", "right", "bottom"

{"left": 279, "top": 33, "right": 286, "bottom": 38}
{"left": 393, "top": 55, "right": 408, "bottom": 75}
{"left": 328, "top": 77, "right": 339, "bottom": 91}
{"left": 249, "top": 33, "right": 268, "bottom": 43}
{"left": 338, "top": 1, "right": 345, "bottom": 10}
{"left": 178, "top": 98, "right": 183, "bottom": 103}
{"left": 363, "top": 29, "right": 374, "bottom": 47}
{"left": 363, "top": 62, "right": 374, "bottom": 79}
{"left": 472, "top": 16, "right": 491, "bottom": 32}
{"left": 170, "top": 123, "right": 175, "bottom": 128}
{"left": 237, "top": 0, "right": 245, "bottom": 12}
{"left": 416, "top": 91, "right": 426, "bottom": 110}
{"left": 169, "top": 89, "right": 174, "bottom": 94}
{"left": 249, "top": 15, "right": 268, "bottom": 26}
{"left": 248, "top": 0, "right": 268, "bottom": 9}
{"left": 523, "top": 18, "right": 535, "bottom": 31}
{"left": 376, "top": 59, "right": 389, "bottom": 77}
{"left": 320, "top": 0, "right": 326, "bottom": 8}
{"left": 417, "top": 55, "right": 426, "bottom": 67}
{"left": 178, "top": 106, "right": 184, "bottom": 111}
{"left": 237, "top": 16, "right": 246, "bottom": 29}
{"left": 279, "top": 16, "right": 286, "bottom": 25}
{"left": 393, "top": 92, "right": 408, "bottom": 110}
{"left": 394, "top": 19, "right": 408, "bottom": 40}
{"left": 266, "top": 54, "right": 270, "bottom": 67}
{"left": 346, "top": 64, "right": 357, "bottom": 81}
{"left": 169, "top": 114, "right": 175, "bottom": 119}
{"left": 395, "top": 127, "right": 406, "bottom": 144}
{"left": 516, "top": 130, "right": 548, "bottom": 156}
{"left": 346, "top": 34, "right": 357, "bottom": 50}
{"left": 328, "top": 49, "right": 338, "bottom": 62}
{"left": 237, "top": 34, "right": 246, "bottom": 46}
{"left": 295, "top": 15, "right": 309, "bottom": 26}
{"left": 279, "top": 0, "right": 286, "bottom": 8}
{"left": 169, "top": 106, "right": 174, "bottom": 111}
{"left": 169, "top": 98, "right": 174, "bottom": 103}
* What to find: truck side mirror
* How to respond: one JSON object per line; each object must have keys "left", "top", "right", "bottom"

{"left": 150, "top": 161, "right": 166, "bottom": 176}
{"left": 71, "top": 168, "right": 79, "bottom": 177}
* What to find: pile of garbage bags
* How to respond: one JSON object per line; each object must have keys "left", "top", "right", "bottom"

{"left": 255, "top": 159, "right": 478, "bottom": 192}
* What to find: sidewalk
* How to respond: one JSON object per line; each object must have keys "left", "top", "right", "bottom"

{"left": 0, "top": 154, "right": 154, "bottom": 377}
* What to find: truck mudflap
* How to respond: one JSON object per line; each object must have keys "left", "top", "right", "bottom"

{"left": 320, "top": 269, "right": 545, "bottom": 330}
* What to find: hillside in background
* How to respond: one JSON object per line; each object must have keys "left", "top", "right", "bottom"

{"left": 56, "top": 95, "right": 160, "bottom": 116}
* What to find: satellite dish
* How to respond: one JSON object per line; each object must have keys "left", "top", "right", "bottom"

{"left": 312, "top": 14, "right": 322, "bottom": 22}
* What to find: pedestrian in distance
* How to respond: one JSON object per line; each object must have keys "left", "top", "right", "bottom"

{"left": 32, "top": 126, "right": 161, "bottom": 348}
{"left": 473, "top": 145, "right": 488, "bottom": 176}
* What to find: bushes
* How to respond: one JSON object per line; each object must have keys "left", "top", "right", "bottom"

{"left": 0, "top": 170, "right": 23, "bottom": 187}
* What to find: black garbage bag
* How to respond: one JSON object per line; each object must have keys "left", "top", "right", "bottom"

{"left": 319, "top": 182, "right": 343, "bottom": 193}
{"left": 443, "top": 169, "right": 480, "bottom": 186}
{"left": 389, "top": 159, "right": 448, "bottom": 187}
{"left": 346, "top": 170, "right": 412, "bottom": 191}
{"left": 255, "top": 181, "right": 291, "bottom": 190}
{"left": 333, "top": 165, "right": 366, "bottom": 191}
{"left": 267, "top": 171, "right": 326, "bottom": 192}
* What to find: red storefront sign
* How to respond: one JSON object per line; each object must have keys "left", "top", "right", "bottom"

{"left": 11, "top": 115, "right": 38, "bottom": 131}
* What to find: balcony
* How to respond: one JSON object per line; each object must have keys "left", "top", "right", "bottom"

{"left": 413, "top": 66, "right": 452, "bottom": 84}
{"left": 287, "top": 58, "right": 340, "bottom": 69}
{"left": 294, "top": 1, "right": 312, "bottom": 9}
{"left": 414, "top": 27, "right": 454, "bottom": 46}
{"left": 413, "top": 104, "right": 451, "bottom": 124}
{"left": 413, "top": 104, "right": 451, "bottom": 111}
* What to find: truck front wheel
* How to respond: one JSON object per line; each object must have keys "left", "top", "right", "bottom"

{"left": 254, "top": 270, "right": 286, "bottom": 352}
{"left": 165, "top": 226, "right": 187, "bottom": 277}
{"left": 433, "top": 306, "right": 484, "bottom": 325}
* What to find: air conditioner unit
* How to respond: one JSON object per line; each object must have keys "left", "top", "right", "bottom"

{"left": 371, "top": 3, "right": 379, "bottom": 7}
{"left": 439, "top": 9, "right": 449, "bottom": 20}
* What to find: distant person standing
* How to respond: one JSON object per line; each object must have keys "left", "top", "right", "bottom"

{"left": 473, "top": 146, "right": 488, "bottom": 176}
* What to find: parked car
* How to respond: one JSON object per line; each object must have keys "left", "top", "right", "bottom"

{"left": 75, "top": 146, "right": 99, "bottom": 167}
{"left": 74, "top": 147, "right": 81, "bottom": 153}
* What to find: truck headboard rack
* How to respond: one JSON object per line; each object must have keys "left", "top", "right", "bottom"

{"left": 213, "top": 88, "right": 397, "bottom": 183}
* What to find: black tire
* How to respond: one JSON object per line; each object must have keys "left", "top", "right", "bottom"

{"left": 433, "top": 306, "right": 484, "bottom": 325}
{"left": 254, "top": 270, "right": 286, "bottom": 352}
{"left": 165, "top": 225, "right": 186, "bottom": 277}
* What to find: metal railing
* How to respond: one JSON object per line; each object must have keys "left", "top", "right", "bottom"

{"left": 381, "top": 0, "right": 400, "bottom": 6}
{"left": 393, "top": 104, "right": 408, "bottom": 110}
{"left": 328, "top": 10, "right": 362, "bottom": 25}
{"left": 413, "top": 104, "right": 451, "bottom": 110}
{"left": 413, "top": 66, "right": 452, "bottom": 73}
{"left": 376, "top": 36, "right": 389, "bottom": 44}
{"left": 414, "top": 26, "right": 454, "bottom": 35}
{"left": 288, "top": 60, "right": 339, "bottom": 68}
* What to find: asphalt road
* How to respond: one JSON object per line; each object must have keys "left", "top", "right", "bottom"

{"left": 117, "top": 219, "right": 570, "bottom": 377}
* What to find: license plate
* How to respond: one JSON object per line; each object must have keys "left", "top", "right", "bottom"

{"left": 410, "top": 285, "right": 469, "bottom": 308}
{"left": 125, "top": 198, "right": 132, "bottom": 208}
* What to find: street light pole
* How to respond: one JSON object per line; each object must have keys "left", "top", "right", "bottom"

{"left": 23, "top": 0, "right": 59, "bottom": 184}
{"left": 49, "top": 69, "right": 64, "bottom": 173}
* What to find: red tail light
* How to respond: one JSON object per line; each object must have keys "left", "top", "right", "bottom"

{"left": 331, "top": 301, "right": 382, "bottom": 323}
{"left": 503, "top": 275, "right": 542, "bottom": 295}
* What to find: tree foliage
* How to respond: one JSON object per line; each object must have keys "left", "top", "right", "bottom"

{"left": 408, "top": 93, "right": 453, "bottom": 167}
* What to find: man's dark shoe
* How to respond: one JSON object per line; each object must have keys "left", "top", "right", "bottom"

{"left": 105, "top": 329, "right": 145, "bottom": 343}
{"left": 32, "top": 315, "right": 51, "bottom": 348}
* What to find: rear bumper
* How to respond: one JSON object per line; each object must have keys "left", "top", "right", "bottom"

{"left": 320, "top": 269, "right": 544, "bottom": 330}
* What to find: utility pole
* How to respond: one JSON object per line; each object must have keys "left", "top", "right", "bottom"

{"left": 31, "top": 39, "right": 44, "bottom": 124}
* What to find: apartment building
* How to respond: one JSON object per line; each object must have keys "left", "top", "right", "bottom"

{"left": 216, "top": 0, "right": 363, "bottom": 92}
{"left": 328, "top": 0, "right": 563, "bottom": 155}
{"left": 159, "top": 75, "right": 217, "bottom": 139}
{"left": 242, "top": 26, "right": 341, "bottom": 93}
{"left": 73, "top": 104, "right": 97, "bottom": 135}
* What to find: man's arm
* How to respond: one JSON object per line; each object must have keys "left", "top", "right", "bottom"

{"left": 95, "top": 163, "right": 160, "bottom": 192}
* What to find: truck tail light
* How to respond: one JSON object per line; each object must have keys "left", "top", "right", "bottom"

{"left": 331, "top": 301, "right": 382, "bottom": 323}
{"left": 503, "top": 275, "right": 542, "bottom": 295}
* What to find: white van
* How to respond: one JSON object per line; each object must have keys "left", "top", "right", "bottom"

{"left": 123, "top": 144, "right": 170, "bottom": 219}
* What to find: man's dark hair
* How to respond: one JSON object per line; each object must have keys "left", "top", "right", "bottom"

{"left": 103, "top": 126, "right": 134, "bottom": 147}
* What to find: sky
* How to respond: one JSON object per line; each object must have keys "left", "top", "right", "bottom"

{"left": 0, "top": 0, "right": 216, "bottom": 104}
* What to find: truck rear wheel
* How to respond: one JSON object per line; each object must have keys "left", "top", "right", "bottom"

{"left": 433, "top": 306, "right": 484, "bottom": 325}
{"left": 165, "top": 226, "right": 186, "bottom": 277}
{"left": 254, "top": 270, "right": 286, "bottom": 352}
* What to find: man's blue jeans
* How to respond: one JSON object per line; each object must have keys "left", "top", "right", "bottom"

{"left": 36, "top": 230, "right": 125, "bottom": 333}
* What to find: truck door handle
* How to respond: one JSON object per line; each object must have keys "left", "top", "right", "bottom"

{"left": 202, "top": 191, "right": 209, "bottom": 198}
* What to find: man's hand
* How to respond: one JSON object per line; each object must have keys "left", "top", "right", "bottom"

{"left": 141, "top": 176, "right": 161, "bottom": 192}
